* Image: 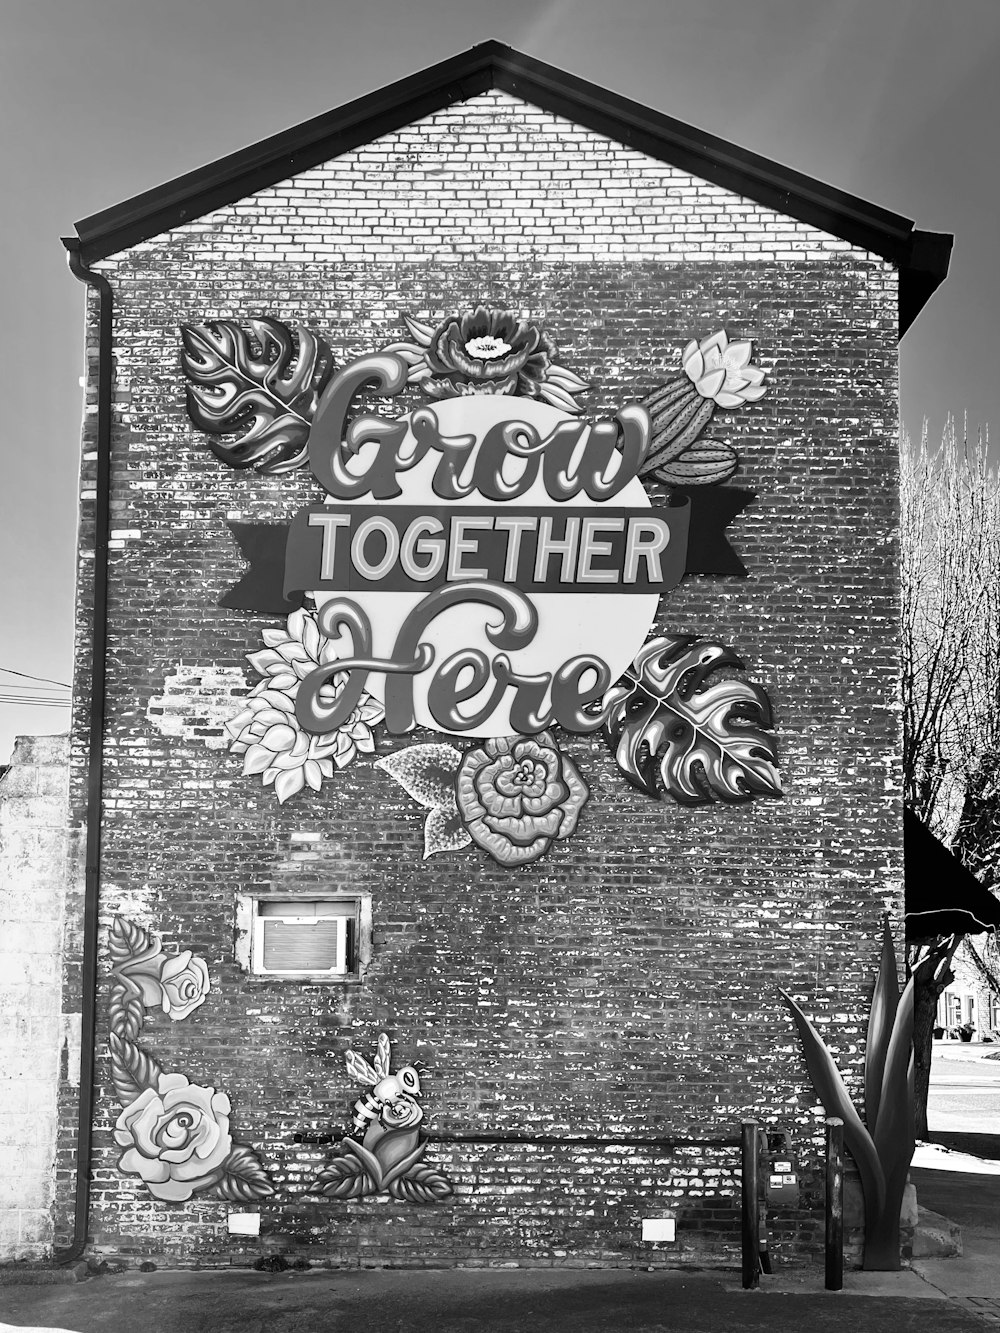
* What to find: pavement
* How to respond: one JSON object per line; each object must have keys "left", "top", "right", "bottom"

{"left": 0, "top": 1262, "right": 993, "bottom": 1333}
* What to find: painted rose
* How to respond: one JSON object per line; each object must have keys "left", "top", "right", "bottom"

{"left": 455, "top": 730, "right": 589, "bottom": 867}
{"left": 114, "top": 1073, "right": 232, "bottom": 1202}
{"left": 113, "top": 943, "right": 210, "bottom": 1020}
{"left": 158, "top": 950, "right": 210, "bottom": 1019}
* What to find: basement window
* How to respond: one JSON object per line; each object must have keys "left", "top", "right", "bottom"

{"left": 235, "top": 893, "right": 371, "bottom": 981}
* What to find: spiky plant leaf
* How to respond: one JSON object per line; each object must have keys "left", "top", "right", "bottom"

{"left": 865, "top": 917, "right": 901, "bottom": 1132}
{"left": 778, "top": 989, "right": 886, "bottom": 1222}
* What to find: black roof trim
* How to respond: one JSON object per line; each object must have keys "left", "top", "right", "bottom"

{"left": 70, "top": 41, "right": 951, "bottom": 335}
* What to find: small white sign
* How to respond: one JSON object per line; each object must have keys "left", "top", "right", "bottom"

{"left": 228, "top": 1212, "right": 261, "bottom": 1236}
{"left": 642, "top": 1218, "right": 676, "bottom": 1243}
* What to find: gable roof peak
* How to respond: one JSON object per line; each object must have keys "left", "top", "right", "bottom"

{"left": 67, "top": 41, "right": 951, "bottom": 337}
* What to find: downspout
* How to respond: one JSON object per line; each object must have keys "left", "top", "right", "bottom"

{"left": 56, "top": 240, "right": 112, "bottom": 1264}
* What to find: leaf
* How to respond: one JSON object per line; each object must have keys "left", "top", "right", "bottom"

{"left": 603, "top": 636, "right": 782, "bottom": 805}
{"left": 652, "top": 439, "right": 739, "bottom": 487}
{"left": 865, "top": 917, "right": 901, "bottom": 1132}
{"left": 778, "top": 989, "right": 886, "bottom": 1223}
{"left": 376, "top": 744, "right": 463, "bottom": 809}
{"left": 108, "top": 1032, "right": 163, "bottom": 1108}
{"left": 181, "top": 317, "right": 334, "bottom": 474}
{"left": 274, "top": 765, "right": 306, "bottom": 803}
{"left": 109, "top": 979, "right": 145, "bottom": 1043}
{"left": 423, "top": 805, "right": 473, "bottom": 859}
{"left": 389, "top": 1161, "right": 454, "bottom": 1203}
{"left": 537, "top": 380, "right": 585, "bottom": 414}
{"left": 212, "top": 1143, "right": 276, "bottom": 1201}
{"left": 314, "top": 1150, "right": 372, "bottom": 1200}
{"left": 871, "top": 967, "right": 920, "bottom": 1185}
{"left": 108, "top": 917, "right": 157, "bottom": 966}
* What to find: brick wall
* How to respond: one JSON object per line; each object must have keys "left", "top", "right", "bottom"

{"left": 0, "top": 734, "right": 73, "bottom": 1261}
{"left": 62, "top": 90, "right": 901, "bottom": 1268}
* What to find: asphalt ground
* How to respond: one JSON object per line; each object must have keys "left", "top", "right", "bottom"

{"left": 0, "top": 1265, "right": 989, "bottom": 1333}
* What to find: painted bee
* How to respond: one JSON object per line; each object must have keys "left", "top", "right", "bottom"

{"left": 346, "top": 1033, "right": 423, "bottom": 1138}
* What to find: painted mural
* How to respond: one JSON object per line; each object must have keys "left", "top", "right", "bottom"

{"left": 312, "top": 1032, "right": 453, "bottom": 1203}
{"left": 180, "top": 307, "right": 782, "bottom": 866}
{"left": 107, "top": 917, "right": 275, "bottom": 1202}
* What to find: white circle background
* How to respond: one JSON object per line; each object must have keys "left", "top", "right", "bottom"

{"left": 314, "top": 394, "right": 659, "bottom": 737}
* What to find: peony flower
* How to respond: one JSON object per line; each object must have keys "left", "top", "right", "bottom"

{"left": 381, "top": 306, "right": 590, "bottom": 413}
{"left": 226, "top": 608, "right": 383, "bottom": 803}
{"left": 424, "top": 306, "right": 555, "bottom": 396}
{"left": 114, "top": 1073, "right": 232, "bottom": 1202}
{"left": 681, "top": 330, "right": 766, "bottom": 409}
{"left": 158, "top": 950, "right": 210, "bottom": 1020}
{"left": 455, "top": 730, "right": 589, "bottom": 867}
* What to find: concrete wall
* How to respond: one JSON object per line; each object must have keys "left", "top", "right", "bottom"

{"left": 64, "top": 90, "right": 901, "bottom": 1268}
{"left": 0, "top": 734, "right": 72, "bottom": 1261}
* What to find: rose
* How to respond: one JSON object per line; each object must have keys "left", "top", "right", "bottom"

{"left": 114, "top": 1073, "right": 232, "bottom": 1202}
{"left": 158, "top": 951, "right": 210, "bottom": 1019}
{"left": 114, "top": 946, "right": 210, "bottom": 1021}
{"left": 455, "top": 730, "right": 589, "bottom": 867}
{"left": 423, "top": 306, "right": 556, "bottom": 398}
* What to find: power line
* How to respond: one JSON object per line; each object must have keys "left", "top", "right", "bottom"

{"left": 0, "top": 667, "right": 72, "bottom": 689}
{"left": 0, "top": 696, "right": 72, "bottom": 708}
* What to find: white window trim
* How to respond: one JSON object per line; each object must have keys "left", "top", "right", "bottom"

{"left": 235, "top": 891, "right": 372, "bottom": 981}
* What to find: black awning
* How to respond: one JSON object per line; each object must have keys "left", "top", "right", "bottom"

{"left": 905, "top": 807, "right": 1000, "bottom": 939}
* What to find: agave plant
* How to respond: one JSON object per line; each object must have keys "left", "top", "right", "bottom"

{"left": 779, "top": 918, "right": 923, "bottom": 1270}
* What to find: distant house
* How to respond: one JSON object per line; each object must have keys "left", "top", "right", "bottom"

{"left": 49, "top": 43, "right": 951, "bottom": 1269}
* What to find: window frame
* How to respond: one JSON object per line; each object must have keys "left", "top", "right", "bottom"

{"left": 235, "top": 891, "right": 372, "bottom": 982}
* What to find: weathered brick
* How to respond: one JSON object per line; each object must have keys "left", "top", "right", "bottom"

{"left": 58, "top": 89, "right": 902, "bottom": 1271}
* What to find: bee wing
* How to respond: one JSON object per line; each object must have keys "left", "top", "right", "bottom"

{"left": 374, "top": 1032, "right": 392, "bottom": 1079}
{"left": 346, "top": 1050, "right": 378, "bottom": 1085}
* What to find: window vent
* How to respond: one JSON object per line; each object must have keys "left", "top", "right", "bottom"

{"left": 257, "top": 916, "right": 347, "bottom": 975}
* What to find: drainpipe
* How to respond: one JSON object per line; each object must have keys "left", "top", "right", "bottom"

{"left": 56, "top": 240, "right": 112, "bottom": 1264}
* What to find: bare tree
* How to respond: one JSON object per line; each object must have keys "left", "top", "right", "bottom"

{"left": 900, "top": 416, "right": 1000, "bottom": 1138}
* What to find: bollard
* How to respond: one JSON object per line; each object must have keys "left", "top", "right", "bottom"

{"left": 825, "top": 1116, "right": 844, "bottom": 1291}
{"left": 741, "top": 1120, "right": 760, "bottom": 1289}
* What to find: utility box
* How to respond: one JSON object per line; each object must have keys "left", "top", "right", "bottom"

{"left": 764, "top": 1131, "right": 800, "bottom": 1208}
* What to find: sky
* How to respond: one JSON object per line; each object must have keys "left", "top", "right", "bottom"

{"left": 1, "top": 0, "right": 998, "bottom": 761}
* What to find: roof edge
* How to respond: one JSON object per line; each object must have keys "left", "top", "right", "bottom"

{"left": 71, "top": 41, "right": 951, "bottom": 331}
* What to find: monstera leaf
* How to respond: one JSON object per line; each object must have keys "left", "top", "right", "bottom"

{"left": 181, "top": 317, "right": 334, "bottom": 473}
{"left": 603, "top": 636, "right": 782, "bottom": 805}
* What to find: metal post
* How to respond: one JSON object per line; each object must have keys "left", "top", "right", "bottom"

{"left": 825, "top": 1116, "right": 844, "bottom": 1291}
{"left": 741, "top": 1121, "right": 760, "bottom": 1289}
